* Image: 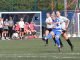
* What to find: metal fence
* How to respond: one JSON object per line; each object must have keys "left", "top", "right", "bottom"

{"left": 42, "top": 10, "right": 79, "bottom": 37}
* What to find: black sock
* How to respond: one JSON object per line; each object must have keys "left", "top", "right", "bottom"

{"left": 46, "top": 39, "right": 48, "bottom": 44}
{"left": 53, "top": 38, "right": 56, "bottom": 44}
{"left": 59, "top": 38, "right": 63, "bottom": 46}
{"left": 66, "top": 39, "right": 73, "bottom": 47}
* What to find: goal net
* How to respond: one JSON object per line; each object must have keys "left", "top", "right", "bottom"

{"left": 0, "top": 11, "right": 42, "bottom": 38}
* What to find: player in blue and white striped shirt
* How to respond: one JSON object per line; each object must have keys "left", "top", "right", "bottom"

{"left": 56, "top": 11, "right": 73, "bottom": 51}
{"left": 44, "top": 17, "right": 62, "bottom": 52}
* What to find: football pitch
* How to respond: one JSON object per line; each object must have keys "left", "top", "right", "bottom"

{"left": 0, "top": 38, "right": 80, "bottom": 60}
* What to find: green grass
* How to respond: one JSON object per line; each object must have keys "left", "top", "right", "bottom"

{"left": 0, "top": 38, "right": 80, "bottom": 60}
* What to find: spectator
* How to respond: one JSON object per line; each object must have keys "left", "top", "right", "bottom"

{"left": 24, "top": 22, "right": 31, "bottom": 34}
{"left": 29, "top": 22, "right": 36, "bottom": 32}
{"left": 18, "top": 18, "right": 24, "bottom": 40}
{"left": 8, "top": 16, "right": 14, "bottom": 39}
{"left": 2, "top": 19, "right": 10, "bottom": 40}
{"left": 29, "top": 22, "right": 37, "bottom": 38}
{"left": 14, "top": 22, "right": 20, "bottom": 33}
{"left": 0, "top": 18, "right": 3, "bottom": 39}
{"left": 12, "top": 23, "right": 20, "bottom": 40}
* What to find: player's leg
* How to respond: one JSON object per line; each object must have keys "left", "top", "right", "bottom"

{"left": 6, "top": 30, "right": 10, "bottom": 40}
{"left": 6, "top": 29, "right": 9, "bottom": 38}
{"left": 52, "top": 29, "right": 63, "bottom": 47}
{"left": 0, "top": 29, "right": 1, "bottom": 38}
{"left": 21, "top": 32, "right": 22, "bottom": 39}
{"left": 8, "top": 27, "right": 13, "bottom": 39}
{"left": 59, "top": 38, "right": 63, "bottom": 47}
{"left": 21, "top": 32, "right": 24, "bottom": 39}
{"left": 5, "top": 30, "right": 7, "bottom": 38}
{"left": 32, "top": 30, "right": 37, "bottom": 38}
{"left": 55, "top": 31, "right": 62, "bottom": 52}
{"left": 43, "top": 31, "right": 55, "bottom": 46}
{"left": 53, "top": 37, "right": 63, "bottom": 47}
{"left": 2, "top": 31, "right": 5, "bottom": 40}
{"left": 5, "top": 30, "right": 7, "bottom": 40}
{"left": 45, "top": 30, "right": 49, "bottom": 45}
{"left": 42, "top": 28, "right": 56, "bottom": 46}
{"left": 19, "top": 28, "right": 21, "bottom": 39}
{"left": 52, "top": 37, "right": 56, "bottom": 46}
{"left": 55, "top": 32, "right": 61, "bottom": 47}
{"left": 20, "top": 28, "right": 24, "bottom": 40}
{"left": 45, "top": 32, "right": 54, "bottom": 39}
{"left": 4, "top": 30, "right": 6, "bottom": 39}
{"left": 21, "top": 28, "right": 24, "bottom": 39}
{"left": 0, "top": 28, "right": 3, "bottom": 39}
{"left": 62, "top": 32, "right": 73, "bottom": 51}
{"left": 45, "top": 28, "right": 56, "bottom": 45}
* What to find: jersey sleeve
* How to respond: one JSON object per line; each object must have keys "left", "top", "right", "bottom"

{"left": 62, "top": 17, "right": 69, "bottom": 22}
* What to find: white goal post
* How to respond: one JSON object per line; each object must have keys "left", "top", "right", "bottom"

{"left": 77, "top": 13, "right": 80, "bottom": 37}
{"left": 0, "top": 11, "right": 42, "bottom": 38}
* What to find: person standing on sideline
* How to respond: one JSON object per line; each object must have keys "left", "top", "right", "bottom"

{"left": 2, "top": 19, "right": 10, "bottom": 40}
{"left": 8, "top": 16, "right": 14, "bottom": 39}
{"left": 18, "top": 18, "right": 24, "bottom": 40}
{"left": 0, "top": 18, "right": 3, "bottom": 39}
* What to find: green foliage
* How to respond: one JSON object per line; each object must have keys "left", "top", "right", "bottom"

{"left": 0, "top": 0, "right": 76, "bottom": 11}
{"left": 57, "top": 3, "right": 64, "bottom": 10}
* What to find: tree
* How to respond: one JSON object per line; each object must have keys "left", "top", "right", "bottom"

{"left": 0, "top": 0, "right": 77, "bottom": 11}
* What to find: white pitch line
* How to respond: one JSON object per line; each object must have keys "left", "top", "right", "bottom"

{"left": 0, "top": 52, "right": 80, "bottom": 56}
{"left": 0, "top": 55, "right": 79, "bottom": 59}
{"left": 41, "top": 52, "right": 80, "bottom": 55}
{"left": 0, "top": 53, "right": 79, "bottom": 59}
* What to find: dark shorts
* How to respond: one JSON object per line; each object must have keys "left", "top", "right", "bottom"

{"left": 0, "top": 28, "right": 3, "bottom": 33}
{"left": 20, "top": 28, "right": 24, "bottom": 32}
{"left": 62, "top": 30, "right": 67, "bottom": 33}
{"left": 4, "top": 29, "right": 9, "bottom": 31}
{"left": 32, "top": 31, "right": 36, "bottom": 35}
{"left": 46, "top": 28, "right": 52, "bottom": 32}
